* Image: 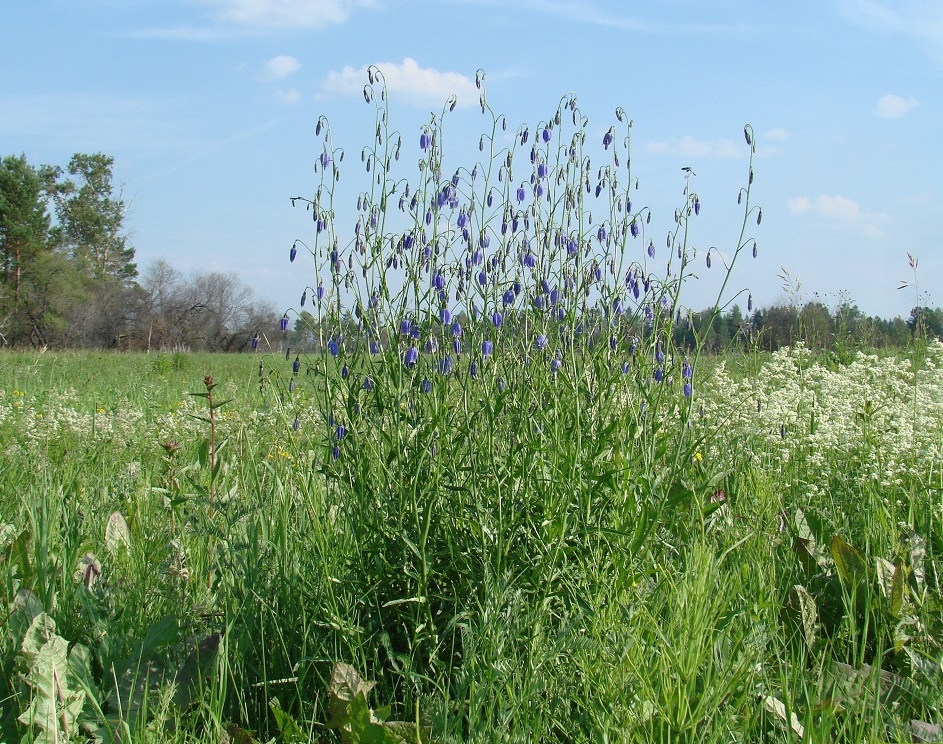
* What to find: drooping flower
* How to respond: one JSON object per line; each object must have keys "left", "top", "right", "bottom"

{"left": 683, "top": 382, "right": 693, "bottom": 398}
{"left": 654, "top": 366, "right": 664, "bottom": 382}
{"left": 421, "top": 378, "right": 432, "bottom": 394}
{"left": 289, "top": 244, "right": 297, "bottom": 262}
{"left": 293, "top": 356, "right": 300, "bottom": 375}
{"left": 251, "top": 334, "right": 259, "bottom": 350}
{"left": 536, "top": 333, "right": 548, "bottom": 351}
{"left": 440, "top": 307, "right": 451, "bottom": 325}
{"left": 491, "top": 311, "right": 503, "bottom": 329}
{"left": 451, "top": 321, "right": 462, "bottom": 338}
{"left": 328, "top": 338, "right": 340, "bottom": 357}
{"left": 482, "top": 340, "right": 494, "bottom": 357}
{"left": 440, "top": 355, "right": 454, "bottom": 375}
{"left": 404, "top": 347, "right": 419, "bottom": 368}
{"left": 364, "top": 376, "right": 375, "bottom": 391}
{"left": 280, "top": 315, "right": 289, "bottom": 332}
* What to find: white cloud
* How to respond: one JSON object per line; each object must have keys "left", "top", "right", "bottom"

{"left": 322, "top": 58, "right": 478, "bottom": 109}
{"left": 874, "top": 93, "right": 919, "bottom": 118}
{"left": 644, "top": 135, "right": 741, "bottom": 158}
{"left": 787, "top": 196, "right": 811, "bottom": 213}
{"left": 764, "top": 127, "right": 790, "bottom": 141}
{"left": 274, "top": 88, "right": 302, "bottom": 105}
{"left": 788, "top": 194, "right": 889, "bottom": 237}
{"left": 198, "top": 0, "right": 376, "bottom": 29}
{"left": 260, "top": 55, "right": 301, "bottom": 81}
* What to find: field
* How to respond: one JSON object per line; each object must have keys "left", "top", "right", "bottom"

{"left": 0, "top": 342, "right": 941, "bottom": 743}
{"left": 3, "top": 79, "right": 943, "bottom": 742}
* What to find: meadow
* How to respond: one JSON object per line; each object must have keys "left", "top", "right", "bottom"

{"left": 2, "top": 70, "right": 942, "bottom": 742}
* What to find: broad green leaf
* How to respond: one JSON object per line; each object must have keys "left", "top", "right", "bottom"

{"left": 830, "top": 535, "right": 868, "bottom": 590}
{"left": 270, "top": 697, "right": 306, "bottom": 743}
{"left": 889, "top": 562, "right": 906, "bottom": 619}
{"left": 172, "top": 632, "right": 221, "bottom": 710}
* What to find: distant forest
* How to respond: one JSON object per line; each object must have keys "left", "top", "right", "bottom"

{"left": 2, "top": 152, "right": 937, "bottom": 354}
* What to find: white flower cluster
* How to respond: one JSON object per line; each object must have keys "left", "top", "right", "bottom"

{"left": 697, "top": 341, "right": 943, "bottom": 493}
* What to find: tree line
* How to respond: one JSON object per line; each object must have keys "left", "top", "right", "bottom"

{"left": 2, "top": 152, "right": 936, "bottom": 354}
{"left": 0, "top": 153, "right": 281, "bottom": 351}
{"left": 674, "top": 301, "right": 940, "bottom": 355}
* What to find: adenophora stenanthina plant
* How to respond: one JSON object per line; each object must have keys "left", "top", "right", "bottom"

{"left": 279, "top": 66, "right": 761, "bottom": 717}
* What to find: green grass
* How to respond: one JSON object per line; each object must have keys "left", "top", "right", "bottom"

{"left": 0, "top": 346, "right": 940, "bottom": 743}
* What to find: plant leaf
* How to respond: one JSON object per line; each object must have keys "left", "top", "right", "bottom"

{"left": 830, "top": 535, "right": 868, "bottom": 589}
{"left": 105, "top": 511, "right": 131, "bottom": 553}
{"left": 762, "top": 695, "right": 805, "bottom": 739}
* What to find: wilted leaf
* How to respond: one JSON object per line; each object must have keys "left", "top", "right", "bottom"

{"left": 911, "top": 719, "right": 943, "bottom": 743}
{"left": 825, "top": 661, "right": 909, "bottom": 709}
{"left": 762, "top": 695, "right": 805, "bottom": 739}
{"left": 903, "top": 529, "right": 926, "bottom": 596}
{"left": 326, "top": 663, "right": 429, "bottom": 743}
{"left": 17, "top": 613, "right": 87, "bottom": 742}
{"left": 875, "top": 557, "right": 895, "bottom": 599}
{"left": 73, "top": 552, "right": 102, "bottom": 589}
{"left": 105, "top": 511, "right": 131, "bottom": 553}
{"left": 784, "top": 584, "right": 818, "bottom": 653}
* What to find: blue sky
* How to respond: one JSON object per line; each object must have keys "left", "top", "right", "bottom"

{"left": 2, "top": 0, "right": 940, "bottom": 319}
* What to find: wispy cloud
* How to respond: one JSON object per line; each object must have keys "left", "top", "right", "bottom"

{"left": 788, "top": 193, "right": 889, "bottom": 237}
{"left": 838, "top": 0, "right": 943, "bottom": 60}
{"left": 644, "top": 135, "right": 742, "bottom": 159}
{"left": 274, "top": 88, "right": 302, "bottom": 105}
{"left": 448, "top": 0, "right": 759, "bottom": 33}
{"left": 764, "top": 127, "right": 790, "bottom": 141}
{"left": 259, "top": 55, "right": 301, "bottom": 81}
{"left": 874, "top": 93, "right": 919, "bottom": 118}
{"left": 322, "top": 58, "right": 478, "bottom": 109}
{"left": 198, "top": 0, "right": 377, "bottom": 28}
{"left": 135, "top": 0, "right": 377, "bottom": 39}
